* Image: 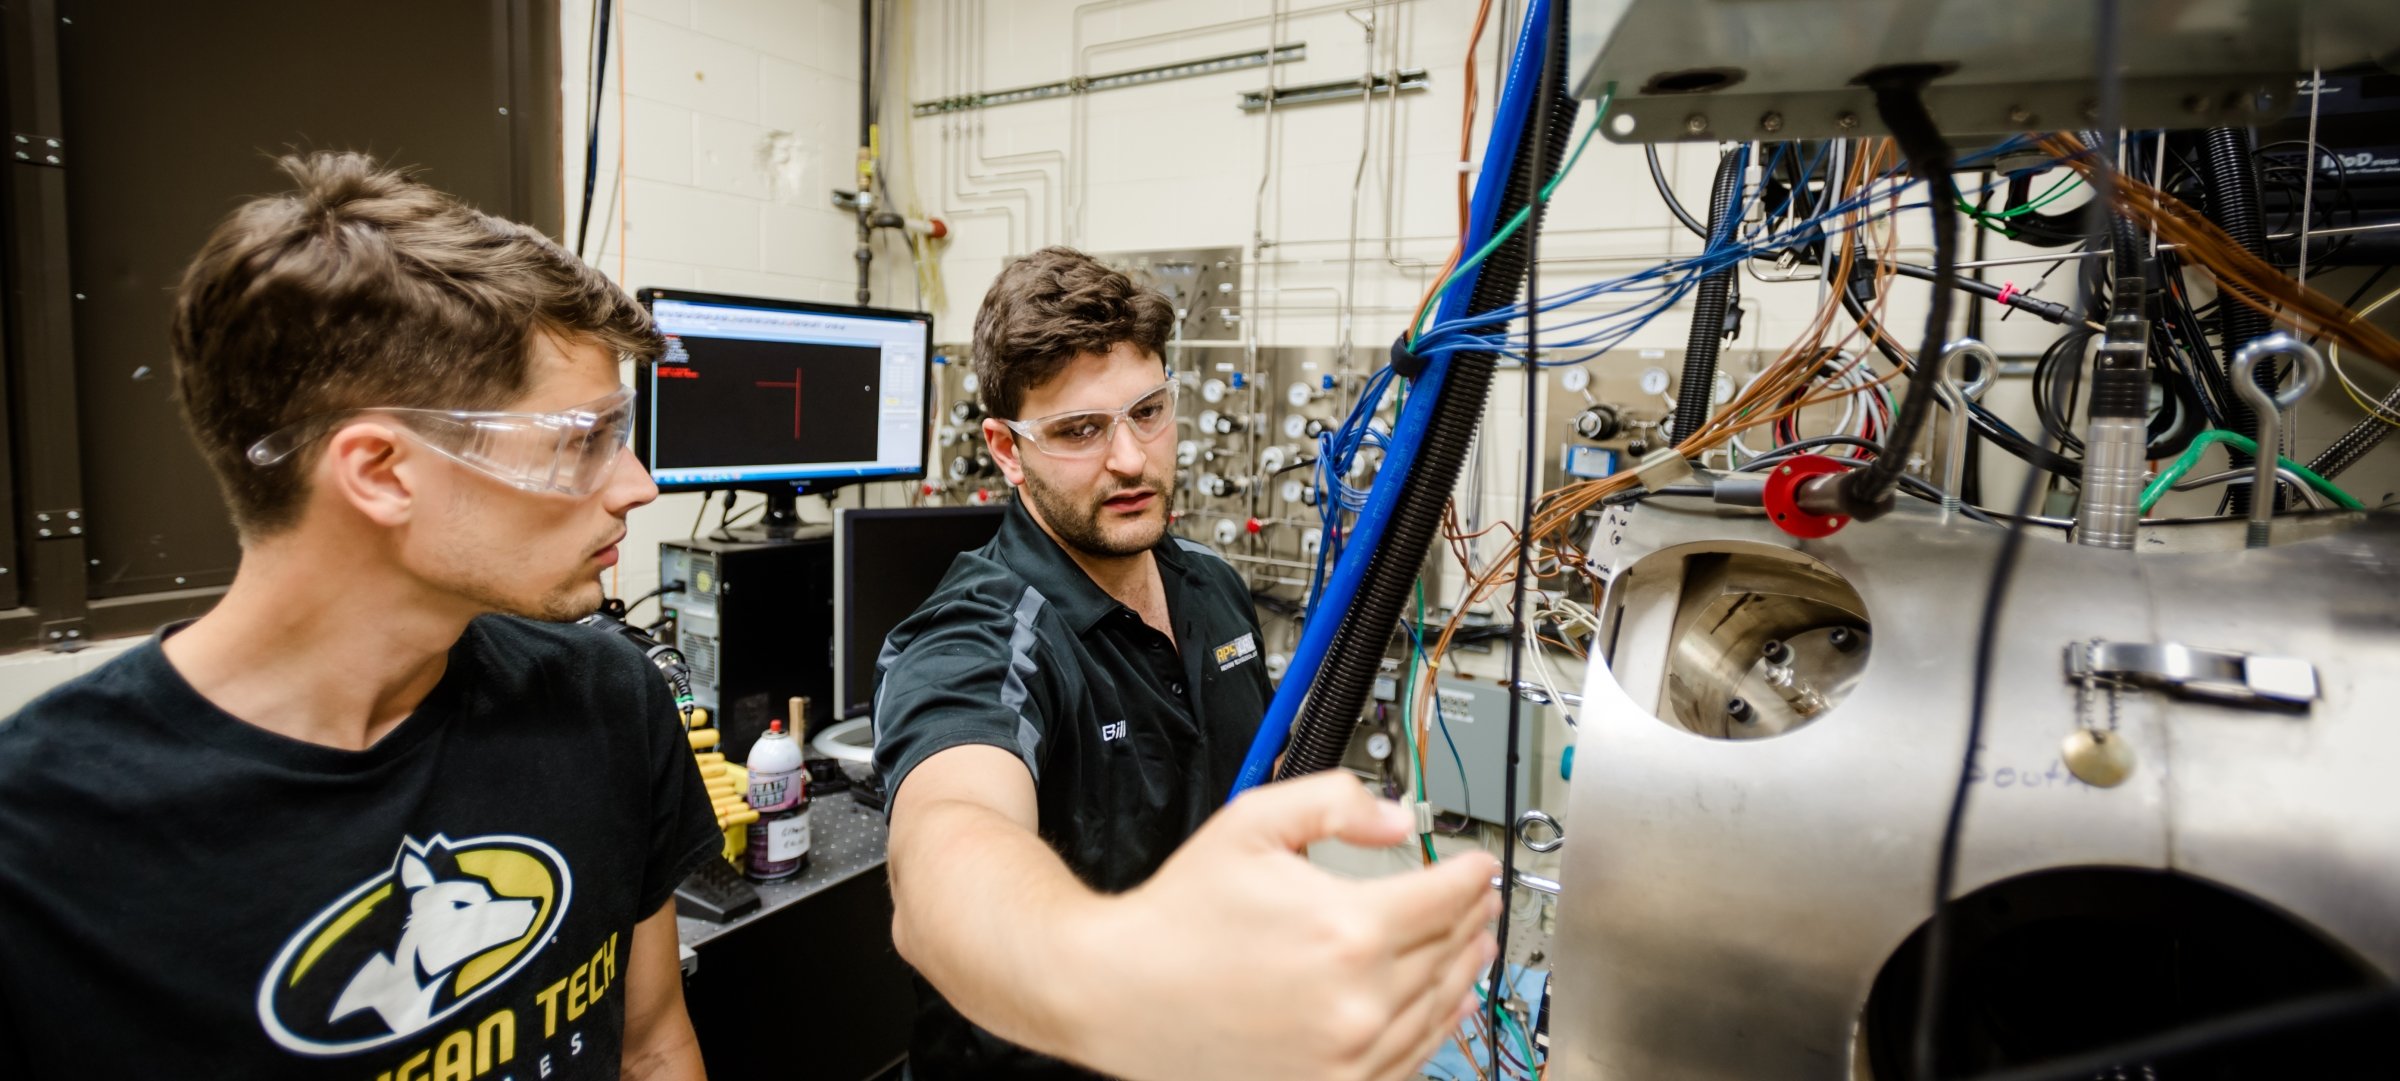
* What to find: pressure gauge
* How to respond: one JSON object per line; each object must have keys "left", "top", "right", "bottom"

{"left": 1201, "top": 378, "right": 1228, "bottom": 404}
{"left": 960, "top": 371, "right": 980, "bottom": 394}
{"left": 1260, "top": 445, "right": 1288, "bottom": 473}
{"left": 1283, "top": 414, "right": 1309, "bottom": 440}
{"left": 1300, "top": 528, "right": 1324, "bottom": 557}
{"left": 1715, "top": 374, "right": 1735, "bottom": 404}
{"left": 1559, "top": 367, "right": 1591, "bottom": 393}
{"left": 1197, "top": 410, "right": 1221, "bottom": 435}
{"left": 1280, "top": 479, "right": 1305, "bottom": 504}
{"left": 1286, "top": 382, "right": 1315, "bottom": 407}
{"left": 1177, "top": 439, "right": 1199, "bottom": 466}
{"left": 1213, "top": 518, "right": 1241, "bottom": 544}
{"left": 1640, "top": 367, "right": 1671, "bottom": 396}
{"left": 1365, "top": 732, "right": 1394, "bottom": 760}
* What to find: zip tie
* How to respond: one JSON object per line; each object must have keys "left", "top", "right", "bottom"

{"left": 1997, "top": 281, "right": 2019, "bottom": 306}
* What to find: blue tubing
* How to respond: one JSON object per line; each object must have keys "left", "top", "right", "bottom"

{"left": 1229, "top": 0, "right": 1555, "bottom": 797}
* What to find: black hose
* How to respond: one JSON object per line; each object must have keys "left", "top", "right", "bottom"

{"left": 1273, "top": 11, "right": 1580, "bottom": 781}
{"left": 2203, "top": 126, "right": 2275, "bottom": 512}
{"left": 1839, "top": 75, "right": 1959, "bottom": 519}
{"left": 1646, "top": 143, "right": 1709, "bottom": 238}
{"left": 1669, "top": 151, "right": 1744, "bottom": 442}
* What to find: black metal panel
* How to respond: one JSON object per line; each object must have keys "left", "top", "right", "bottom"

{"left": 3, "top": 0, "right": 90, "bottom": 641}
{"left": 52, "top": 0, "right": 559, "bottom": 599}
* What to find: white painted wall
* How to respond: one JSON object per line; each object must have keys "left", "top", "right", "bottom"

{"left": 561, "top": 0, "right": 928, "bottom": 612}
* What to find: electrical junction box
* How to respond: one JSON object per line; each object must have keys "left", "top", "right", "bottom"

{"left": 1564, "top": 445, "right": 1618, "bottom": 479}
{"left": 1421, "top": 679, "right": 1541, "bottom": 825}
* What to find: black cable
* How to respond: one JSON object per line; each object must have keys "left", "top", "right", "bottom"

{"left": 1839, "top": 274, "right": 2082, "bottom": 477}
{"left": 1860, "top": 258, "right": 2079, "bottom": 325}
{"left": 574, "top": 0, "right": 615, "bottom": 259}
{"left": 1915, "top": 7, "right": 2116, "bottom": 1078}
{"left": 1646, "top": 143, "right": 1709, "bottom": 238}
{"left": 1738, "top": 433, "right": 1885, "bottom": 467}
{"left": 1490, "top": 6, "right": 1564, "bottom": 1072}
{"left": 1841, "top": 77, "right": 1959, "bottom": 520}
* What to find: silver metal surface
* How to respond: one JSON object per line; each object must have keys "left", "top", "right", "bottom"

{"left": 2067, "top": 640, "right": 2320, "bottom": 707}
{"left": 1547, "top": 500, "right": 2400, "bottom": 1079}
{"left": 1566, "top": 0, "right": 2398, "bottom": 141}
{"left": 2075, "top": 415, "right": 2148, "bottom": 549}
{"left": 2233, "top": 333, "right": 2326, "bottom": 549}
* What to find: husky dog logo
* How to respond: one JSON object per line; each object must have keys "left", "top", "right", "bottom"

{"left": 256, "top": 834, "right": 572, "bottom": 1056}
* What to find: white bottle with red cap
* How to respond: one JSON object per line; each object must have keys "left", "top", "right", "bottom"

{"left": 743, "top": 703, "right": 811, "bottom": 881}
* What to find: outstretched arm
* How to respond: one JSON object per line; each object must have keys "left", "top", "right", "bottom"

{"left": 887, "top": 744, "right": 1499, "bottom": 1081}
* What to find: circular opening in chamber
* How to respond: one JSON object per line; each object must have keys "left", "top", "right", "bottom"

{"left": 1859, "top": 867, "right": 2397, "bottom": 1078}
{"left": 1651, "top": 548, "right": 1870, "bottom": 739}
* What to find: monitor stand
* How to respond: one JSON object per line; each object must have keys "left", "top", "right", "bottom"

{"left": 755, "top": 491, "right": 803, "bottom": 540}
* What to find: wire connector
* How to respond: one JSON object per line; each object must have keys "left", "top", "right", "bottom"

{"left": 1390, "top": 333, "right": 1431, "bottom": 381}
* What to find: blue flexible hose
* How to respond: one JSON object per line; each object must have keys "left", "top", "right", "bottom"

{"left": 1229, "top": 0, "right": 1554, "bottom": 796}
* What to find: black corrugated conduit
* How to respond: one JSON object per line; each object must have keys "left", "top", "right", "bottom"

{"left": 2203, "top": 126, "right": 2276, "bottom": 512}
{"left": 1272, "top": 13, "right": 1580, "bottom": 780}
{"left": 1668, "top": 150, "right": 1745, "bottom": 443}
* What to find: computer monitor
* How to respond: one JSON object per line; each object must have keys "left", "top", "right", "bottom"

{"left": 832, "top": 505, "right": 1008, "bottom": 720}
{"left": 636, "top": 288, "right": 933, "bottom": 534}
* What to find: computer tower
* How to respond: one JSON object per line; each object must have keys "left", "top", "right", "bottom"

{"left": 660, "top": 528, "right": 834, "bottom": 764}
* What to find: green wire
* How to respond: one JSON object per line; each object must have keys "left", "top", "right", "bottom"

{"left": 1959, "top": 171, "right": 2082, "bottom": 221}
{"left": 1408, "top": 85, "right": 1615, "bottom": 347}
{"left": 1408, "top": 579, "right": 1436, "bottom": 864}
{"left": 2138, "top": 429, "right": 2363, "bottom": 513}
{"left": 1473, "top": 980, "right": 1540, "bottom": 1074}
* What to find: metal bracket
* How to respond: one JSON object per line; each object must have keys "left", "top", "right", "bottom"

{"left": 32, "top": 508, "right": 83, "bottom": 539}
{"left": 10, "top": 133, "right": 62, "bottom": 166}
{"left": 2064, "top": 640, "right": 2317, "bottom": 708}
{"left": 39, "top": 618, "right": 86, "bottom": 652}
{"left": 1238, "top": 68, "right": 1430, "bottom": 111}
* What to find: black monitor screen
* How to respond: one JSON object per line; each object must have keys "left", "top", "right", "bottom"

{"left": 833, "top": 505, "right": 1008, "bottom": 720}
{"left": 637, "top": 289, "right": 931, "bottom": 490}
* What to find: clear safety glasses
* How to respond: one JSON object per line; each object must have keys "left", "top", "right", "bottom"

{"left": 1000, "top": 380, "right": 1180, "bottom": 459}
{"left": 245, "top": 386, "right": 640, "bottom": 497}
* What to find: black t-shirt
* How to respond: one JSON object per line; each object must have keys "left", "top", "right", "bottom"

{"left": 872, "top": 500, "right": 1272, "bottom": 1079}
{"left": 0, "top": 616, "right": 722, "bottom": 1080}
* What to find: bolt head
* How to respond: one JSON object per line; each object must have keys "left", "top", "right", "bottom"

{"left": 1837, "top": 112, "right": 1860, "bottom": 130}
{"left": 1684, "top": 114, "right": 1710, "bottom": 134}
{"left": 2006, "top": 106, "right": 2033, "bottom": 125}
{"left": 1759, "top": 111, "right": 1784, "bottom": 133}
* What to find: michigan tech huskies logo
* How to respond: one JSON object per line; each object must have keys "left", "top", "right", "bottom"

{"left": 256, "top": 834, "right": 572, "bottom": 1056}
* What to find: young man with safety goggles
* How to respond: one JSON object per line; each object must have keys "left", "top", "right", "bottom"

{"left": 0, "top": 153, "right": 719, "bottom": 1080}
{"left": 871, "top": 246, "right": 1502, "bottom": 1081}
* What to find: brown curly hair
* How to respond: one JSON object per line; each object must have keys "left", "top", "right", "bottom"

{"left": 970, "top": 246, "right": 1174, "bottom": 419}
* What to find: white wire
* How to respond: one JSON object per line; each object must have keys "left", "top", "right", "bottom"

{"left": 2327, "top": 283, "right": 2400, "bottom": 422}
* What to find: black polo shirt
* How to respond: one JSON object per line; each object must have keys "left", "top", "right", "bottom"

{"left": 871, "top": 496, "right": 1271, "bottom": 1079}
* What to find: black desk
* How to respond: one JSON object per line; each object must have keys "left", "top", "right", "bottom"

{"left": 677, "top": 795, "right": 912, "bottom": 1080}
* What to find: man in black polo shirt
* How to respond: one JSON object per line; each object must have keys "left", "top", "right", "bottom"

{"left": 873, "top": 247, "right": 1500, "bottom": 1081}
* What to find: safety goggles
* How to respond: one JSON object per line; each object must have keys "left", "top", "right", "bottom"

{"left": 245, "top": 386, "right": 639, "bottom": 497}
{"left": 999, "top": 380, "right": 1179, "bottom": 459}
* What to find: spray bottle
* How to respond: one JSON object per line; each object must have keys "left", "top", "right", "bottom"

{"left": 743, "top": 697, "right": 812, "bottom": 881}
